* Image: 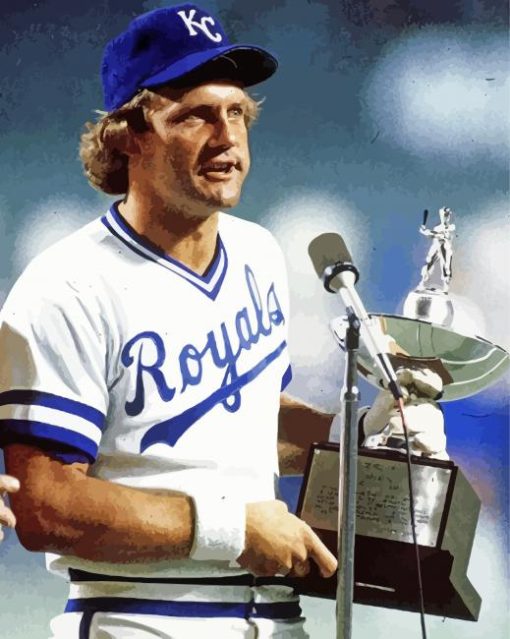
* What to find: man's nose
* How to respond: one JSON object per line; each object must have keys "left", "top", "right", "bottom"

{"left": 210, "top": 115, "right": 236, "bottom": 147}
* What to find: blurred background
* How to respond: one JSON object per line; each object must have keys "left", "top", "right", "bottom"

{"left": 0, "top": 0, "right": 508, "bottom": 637}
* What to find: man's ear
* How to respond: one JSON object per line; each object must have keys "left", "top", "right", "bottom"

{"left": 122, "top": 130, "right": 142, "bottom": 156}
{"left": 123, "top": 108, "right": 151, "bottom": 155}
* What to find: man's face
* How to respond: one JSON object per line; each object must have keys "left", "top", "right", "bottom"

{"left": 134, "top": 82, "right": 252, "bottom": 218}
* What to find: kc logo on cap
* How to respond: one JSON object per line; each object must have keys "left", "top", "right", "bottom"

{"left": 177, "top": 8, "right": 222, "bottom": 43}
{"left": 101, "top": 3, "right": 278, "bottom": 112}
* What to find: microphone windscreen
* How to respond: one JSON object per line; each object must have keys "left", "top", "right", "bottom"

{"left": 308, "top": 232, "right": 353, "bottom": 278}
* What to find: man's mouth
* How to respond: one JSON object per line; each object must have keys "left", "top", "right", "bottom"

{"left": 198, "top": 161, "right": 238, "bottom": 179}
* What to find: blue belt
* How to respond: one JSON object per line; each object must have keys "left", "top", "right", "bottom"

{"left": 66, "top": 597, "right": 302, "bottom": 619}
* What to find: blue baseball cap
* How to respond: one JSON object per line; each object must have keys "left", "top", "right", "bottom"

{"left": 102, "top": 3, "right": 278, "bottom": 112}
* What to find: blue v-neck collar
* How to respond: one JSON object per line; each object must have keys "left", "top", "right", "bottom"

{"left": 101, "top": 202, "right": 228, "bottom": 300}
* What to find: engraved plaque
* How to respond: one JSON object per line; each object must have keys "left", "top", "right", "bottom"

{"left": 300, "top": 448, "right": 452, "bottom": 547}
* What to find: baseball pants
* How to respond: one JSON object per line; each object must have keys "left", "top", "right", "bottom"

{"left": 49, "top": 571, "right": 310, "bottom": 639}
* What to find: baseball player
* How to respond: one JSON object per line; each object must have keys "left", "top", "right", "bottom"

{"left": 0, "top": 4, "right": 446, "bottom": 637}
{"left": 0, "top": 5, "right": 335, "bottom": 637}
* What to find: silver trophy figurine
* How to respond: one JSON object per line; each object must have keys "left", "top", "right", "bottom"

{"left": 403, "top": 207, "right": 456, "bottom": 327}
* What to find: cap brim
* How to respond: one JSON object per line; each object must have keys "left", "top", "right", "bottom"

{"left": 140, "top": 44, "right": 278, "bottom": 90}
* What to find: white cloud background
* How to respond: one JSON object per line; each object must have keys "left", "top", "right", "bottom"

{"left": 12, "top": 195, "right": 99, "bottom": 274}
{"left": 261, "top": 191, "right": 369, "bottom": 411}
{"left": 362, "top": 27, "right": 509, "bottom": 164}
{"left": 451, "top": 198, "right": 510, "bottom": 352}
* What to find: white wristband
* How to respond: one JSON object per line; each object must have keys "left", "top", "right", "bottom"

{"left": 190, "top": 495, "right": 246, "bottom": 562}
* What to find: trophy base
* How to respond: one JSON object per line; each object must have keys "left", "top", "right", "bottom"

{"left": 293, "top": 444, "right": 481, "bottom": 621}
{"left": 403, "top": 289, "right": 454, "bottom": 327}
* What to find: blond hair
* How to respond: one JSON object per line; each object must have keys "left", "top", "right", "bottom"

{"left": 79, "top": 88, "right": 261, "bottom": 195}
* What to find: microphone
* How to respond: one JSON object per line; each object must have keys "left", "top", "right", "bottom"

{"left": 308, "top": 233, "right": 403, "bottom": 400}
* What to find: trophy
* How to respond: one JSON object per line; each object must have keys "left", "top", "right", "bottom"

{"left": 342, "top": 207, "right": 509, "bottom": 402}
{"left": 297, "top": 208, "right": 510, "bottom": 627}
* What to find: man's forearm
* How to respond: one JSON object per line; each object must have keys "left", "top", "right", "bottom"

{"left": 5, "top": 444, "right": 194, "bottom": 563}
{"left": 278, "top": 394, "right": 333, "bottom": 474}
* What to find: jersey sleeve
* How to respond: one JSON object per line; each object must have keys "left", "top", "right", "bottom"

{"left": 0, "top": 265, "right": 109, "bottom": 463}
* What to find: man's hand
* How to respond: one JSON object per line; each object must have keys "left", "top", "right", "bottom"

{"left": 0, "top": 474, "right": 20, "bottom": 541}
{"left": 237, "top": 500, "right": 337, "bottom": 578}
{"left": 362, "top": 365, "right": 448, "bottom": 460}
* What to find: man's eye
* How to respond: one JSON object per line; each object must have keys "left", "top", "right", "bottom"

{"left": 173, "top": 110, "right": 206, "bottom": 124}
{"left": 228, "top": 107, "right": 244, "bottom": 118}
{"left": 182, "top": 114, "right": 202, "bottom": 123}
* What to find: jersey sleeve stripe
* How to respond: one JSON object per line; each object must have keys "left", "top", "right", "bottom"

{"left": 0, "top": 420, "right": 99, "bottom": 462}
{"left": 0, "top": 405, "right": 103, "bottom": 444}
{"left": 50, "top": 450, "right": 92, "bottom": 464}
{"left": 280, "top": 364, "right": 292, "bottom": 391}
{"left": 0, "top": 390, "right": 105, "bottom": 429}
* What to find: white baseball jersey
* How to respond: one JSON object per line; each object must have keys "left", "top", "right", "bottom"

{"left": 0, "top": 205, "right": 301, "bottom": 629}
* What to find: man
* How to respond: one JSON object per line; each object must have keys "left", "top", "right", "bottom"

{"left": 0, "top": 474, "right": 19, "bottom": 541}
{"left": 0, "top": 4, "right": 446, "bottom": 637}
{"left": 0, "top": 5, "right": 336, "bottom": 638}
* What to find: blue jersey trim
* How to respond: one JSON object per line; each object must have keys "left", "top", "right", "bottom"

{"left": 65, "top": 597, "right": 302, "bottom": 620}
{"left": 51, "top": 450, "right": 91, "bottom": 464}
{"left": 0, "top": 390, "right": 105, "bottom": 429}
{"left": 69, "top": 569, "right": 254, "bottom": 585}
{"left": 102, "top": 216, "right": 159, "bottom": 264}
{"left": 0, "top": 420, "right": 98, "bottom": 463}
{"left": 140, "top": 340, "right": 288, "bottom": 451}
{"left": 281, "top": 364, "right": 292, "bottom": 391}
{"left": 102, "top": 204, "right": 228, "bottom": 301}
{"left": 109, "top": 202, "right": 223, "bottom": 284}
{"left": 0, "top": 433, "right": 91, "bottom": 464}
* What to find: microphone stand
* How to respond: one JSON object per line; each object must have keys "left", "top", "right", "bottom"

{"left": 336, "top": 307, "right": 360, "bottom": 639}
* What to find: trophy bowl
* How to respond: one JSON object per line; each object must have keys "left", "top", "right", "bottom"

{"left": 403, "top": 289, "right": 454, "bottom": 327}
{"left": 331, "top": 313, "right": 510, "bottom": 401}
